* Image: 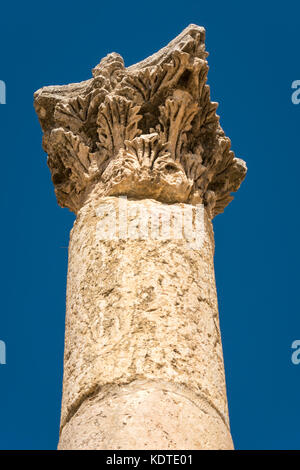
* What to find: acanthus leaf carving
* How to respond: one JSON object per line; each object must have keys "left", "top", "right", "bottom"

{"left": 119, "top": 50, "right": 191, "bottom": 105}
{"left": 123, "top": 133, "right": 170, "bottom": 169}
{"left": 44, "top": 128, "right": 99, "bottom": 212}
{"left": 97, "top": 95, "right": 142, "bottom": 162}
{"left": 54, "top": 89, "right": 105, "bottom": 137}
{"left": 34, "top": 24, "right": 247, "bottom": 217}
{"left": 101, "top": 133, "right": 193, "bottom": 203}
{"left": 158, "top": 90, "right": 198, "bottom": 161}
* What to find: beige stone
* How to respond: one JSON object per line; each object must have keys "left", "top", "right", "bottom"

{"left": 34, "top": 24, "right": 246, "bottom": 450}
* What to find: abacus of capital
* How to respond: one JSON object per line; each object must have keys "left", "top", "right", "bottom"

{"left": 34, "top": 25, "right": 246, "bottom": 450}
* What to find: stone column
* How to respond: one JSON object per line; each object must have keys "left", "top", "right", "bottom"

{"left": 34, "top": 24, "right": 246, "bottom": 450}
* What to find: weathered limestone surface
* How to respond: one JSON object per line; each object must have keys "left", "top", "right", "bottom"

{"left": 58, "top": 196, "right": 232, "bottom": 449}
{"left": 34, "top": 24, "right": 246, "bottom": 450}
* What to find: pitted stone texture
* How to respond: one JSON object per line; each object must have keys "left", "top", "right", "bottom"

{"left": 58, "top": 195, "right": 232, "bottom": 448}
{"left": 58, "top": 381, "right": 233, "bottom": 450}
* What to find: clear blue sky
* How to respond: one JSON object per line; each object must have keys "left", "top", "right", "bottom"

{"left": 0, "top": 0, "right": 299, "bottom": 450}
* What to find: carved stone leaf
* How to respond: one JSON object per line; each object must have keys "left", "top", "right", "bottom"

{"left": 55, "top": 96, "right": 89, "bottom": 129}
{"left": 124, "top": 133, "right": 170, "bottom": 169}
{"left": 158, "top": 90, "right": 198, "bottom": 161}
{"left": 92, "top": 53, "right": 125, "bottom": 91}
{"left": 97, "top": 96, "right": 142, "bottom": 159}
{"left": 119, "top": 50, "right": 191, "bottom": 104}
{"left": 101, "top": 133, "right": 193, "bottom": 203}
{"left": 181, "top": 151, "right": 206, "bottom": 185}
{"left": 54, "top": 89, "right": 106, "bottom": 138}
{"left": 209, "top": 157, "right": 247, "bottom": 216}
{"left": 44, "top": 129, "right": 98, "bottom": 212}
{"left": 187, "top": 58, "right": 208, "bottom": 101}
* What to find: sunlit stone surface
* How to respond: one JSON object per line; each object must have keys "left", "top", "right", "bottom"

{"left": 34, "top": 24, "right": 246, "bottom": 450}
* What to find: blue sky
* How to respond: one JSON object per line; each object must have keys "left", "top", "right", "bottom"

{"left": 0, "top": 0, "right": 300, "bottom": 449}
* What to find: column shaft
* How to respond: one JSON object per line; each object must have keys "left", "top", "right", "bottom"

{"left": 58, "top": 196, "right": 233, "bottom": 450}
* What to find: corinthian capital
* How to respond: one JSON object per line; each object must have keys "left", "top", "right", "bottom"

{"left": 34, "top": 24, "right": 246, "bottom": 217}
